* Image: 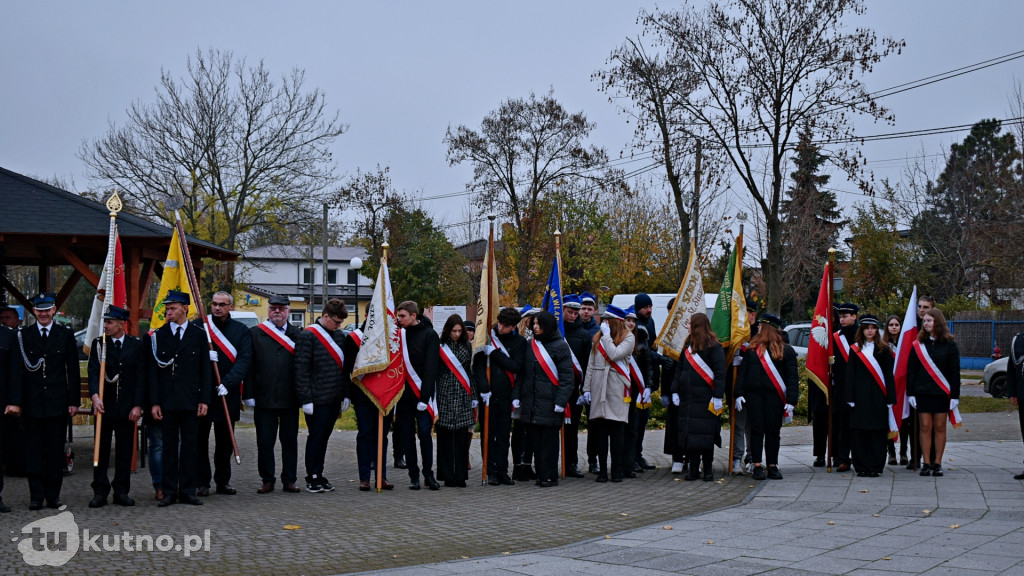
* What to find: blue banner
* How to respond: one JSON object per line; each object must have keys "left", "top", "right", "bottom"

{"left": 541, "top": 256, "right": 564, "bottom": 337}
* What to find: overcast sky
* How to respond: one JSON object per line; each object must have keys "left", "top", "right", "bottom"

{"left": 3, "top": 1, "right": 1023, "bottom": 245}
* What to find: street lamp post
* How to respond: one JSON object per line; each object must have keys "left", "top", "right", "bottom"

{"left": 350, "top": 256, "right": 363, "bottom": 326}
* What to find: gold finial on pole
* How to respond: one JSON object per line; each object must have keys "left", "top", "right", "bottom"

{"left": 381, "top": 242, "right": 390, "bottom": 263}
{"left": 106, "top": 190, "right": 123, "bottom": 216}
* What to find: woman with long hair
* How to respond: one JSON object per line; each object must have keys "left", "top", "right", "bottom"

{"left": 734, "top": 314, "right": 799, "bottom": 480}
{"left": 582, "top": 305, "right": 635, "bottom": 482}
{"left": 883, "top": 314, "right": 910, "bottom": 465}
{"left": 435, "top": 315, "right": 476, "bottom": 487}
{"left": 670, "top": 313, "right": 726, "bottom": 481}
{"left": 845, "top": 315, "right": 897, "bottom": 477}
{"left": 907, "top": 308, "right": 960, "bottom": 477}
{"left": 513, "top": 311, "right": 575, "bottom": 487}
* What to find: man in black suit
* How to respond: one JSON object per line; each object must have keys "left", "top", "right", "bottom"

{"left": 87, "top": 305, "right": 145, "bottom": 507}
{"left": 197, "top": 291, "right": 252, "bottom": 497}
{"left": 5, "top": 294, "right": 80, "bottom": 510}
{"left": 149, "top": 290, "right": 212, "bottom": 507}
{"left": 0, "top": 312, "right": 20, "bottom": 513}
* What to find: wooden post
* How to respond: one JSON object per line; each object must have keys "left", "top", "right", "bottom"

{"left": 482, "top": 215, "right": 495, "bottom": 485}
{"left": 826, "top": 248, "right": 835, "bottom": 472}
{"left": 376, "top": 410, "right": 384, "bottom": 493}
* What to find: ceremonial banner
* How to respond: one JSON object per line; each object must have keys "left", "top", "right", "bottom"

{"left": 710, "top": 233, "right": 750, "bottom": 356}
{"left": 541, "top": 254, "right": 564, "bottom": 337}
{"left": 805, "top": 261, "right": 834, "bottom": 397}
{"left": 473, "top": 230, "right": 499, "bottom": 354}
{"left": 893, "top": 286, "right": 919, "bottom": 423}
{"left": 654, "top": 238, "right": 705, "bottom": 361}
{"left": 84, "top": 231, "right": 126, "bottom": 355}
{"left": 151, "top": 229, "right": 194, "bottom": 330}
{"left": 352, "top": 258, "right": 405, "bottom": 413}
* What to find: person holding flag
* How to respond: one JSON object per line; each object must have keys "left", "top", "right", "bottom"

{"left": 734, "top": 314, "right": 799, "bottom": 481}
{"left": 670, "top": 312, "right": 726, "bottom": 482}
{"left": 831, "top": 303, "right": 860, "bottom": 472}
{"left": 395, "top": 300, "right": 441, "bottom": 491}
{"left": 581, "top": 305, "right": 634, "bottom": 483}
{"left": 906, "top": 308, "right": 961, "bottom": 477}
{"left": 474, "top": 307, "right": 525, "bottom": 486}
{"left": 882, "top": 315, "right": 909, "bottom": 465}
{"left": 563, "top": 295, "right": 591, "bottom": 479}
{"left": 435, "top": 315, "right": 476, "bottom": 488}
{"left": 845, "top": 315, "right": 897, "bottom": 477}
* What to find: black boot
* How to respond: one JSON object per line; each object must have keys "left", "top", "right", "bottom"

{"left": 684, "top": 459, "right": 700, "bottom": 481}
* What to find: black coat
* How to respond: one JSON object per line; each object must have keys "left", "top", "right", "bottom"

{"left": 845, "top": 342, "right": 897, "bottom": 430}
{"left": 10, "top": 323, "right": 80, "bottom": 418}
{"left": 205, "top": 316, "right": 253, "bottom": 422}
{"left": 401, "top": 316, "right": 439, "bottom": 403}
{"left": 830, "top": 324, "right": 858, "bottom": 414}
{"left": 88, "top": 335, "right": 146, "bottom": 419}
{"left": 907, "top": 338, "right": 961, "bottom": 399}
{"left": 473, "top": 327, "right": 525, "bottom": 402}
{"left": 515, "top": 336, "right": 575, "bottom": 427}
{"left": 630, "top": 326, "right": 655, "bottom": 400}
{"left": 564, "top": 317, "right": 592, "bottom": 396}
{"left": 0, "top": 326, "right": 18, "bottom": 407}
{"left": 671, "top": 342, "right": 726, "bottom": 450}
{"left": 147, "top": 321, "right": 213, "bottom": 411}
{"left": 245, "top": 322, "right": 302, "bottom": 410}
{"left": 294, "top": 321, "right": 349, "bottom": 406}
{"left": 1009, "top": 333, "right": 1024, "bottom": 398}
{"left": 736, "top": 345, "right": 800, "bottom": 407}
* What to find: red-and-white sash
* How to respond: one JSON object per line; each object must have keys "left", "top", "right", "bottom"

{"left": 440, "top": 344, "right": 473, "bottom": 397}
{"left": 685, "top": 346, "right": 715, "bottom": 390}
{"left": 833, "top": 331, "right": 850, "bottom": 362}
{"left": 491, "top": 330, "right": 515, "bottom": 387}
{"left": 349, "top": 328, "right": 363, "bottom": 348}
{"left": 206, "top": 316, "right": 237, "bottom": 363}
{"left": 598, "top": 341, "right": 631, "bottom": 403}
{"left": 851, "top": 343, "right": 899, "bottom": 435}
{"left": 532, "top": 339, "right": 562, "bottom": 388}
{"left": 568, "top": 344, "right": 583, "bottom": 380}
{"left": 401, "top": 328, "right": 437, "bottom": 421}
{"left": 307, "top": 324, "right": 344, "bottom": 371}
{"left": 257, "top": 321, "right": 295, "bottom": 354}
{"left": 757, "top": 346, "right": 788, "bottom": 407}
{"left": 912, "top": 340, "right": 962, "bottom": 427}
{"left": 628, "top": 356, "right": 649, "bottom": 408}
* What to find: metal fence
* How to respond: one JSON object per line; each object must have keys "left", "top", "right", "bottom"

{"left": 947, "top": 320, "right": 1024, "bottom": 368}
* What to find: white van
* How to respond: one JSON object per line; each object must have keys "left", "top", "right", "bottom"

{"left": 230, "top": 311, "right": 261, "bottom": 329}
{"left": 609, "top": 293, "right": 718, "bottom": 336}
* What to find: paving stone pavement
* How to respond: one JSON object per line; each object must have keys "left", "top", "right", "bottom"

{"left": 357, "top": 410, "right": 1024, "bottom": 576}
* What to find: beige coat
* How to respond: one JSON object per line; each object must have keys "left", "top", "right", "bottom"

{"left": 583, "top": 332, "right": 635, "bottom": 422}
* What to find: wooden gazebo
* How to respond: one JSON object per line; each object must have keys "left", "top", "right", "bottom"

{"left": 0, "top": 167, "right": 238, "bottom": 335}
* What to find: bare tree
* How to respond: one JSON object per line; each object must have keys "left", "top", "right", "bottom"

{"left": 80, "top": 48, "right": 347, "bottom": 254}
{"left": 337, "top": 165, "right": 409, "bottom": 256}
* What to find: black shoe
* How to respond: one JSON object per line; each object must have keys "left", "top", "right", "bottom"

{"left": 0, "top": 500, "right": 9, "bottom": 513}
{"left": 512, "top": 465, "right": 531, "bottom": 481}
{"left": 306, "top": 481, "right": 324, "bottom": 493}
{"left": 752, "top": 466, "right": 766, "bottom": 480}
{"left": 907, "top": 461, "right": 917, "bottom": 471}
{"left": 610, "top": 476, "right": 623, "bottom": 483}
{"left": 424, "top": 475, "right": 440, "bottom": 490}
{"left": 920, "top": 464, "right": 932, "bottom": 476}
{"left": 320, "top": 477, "right": 334, "bottom": 492}
{"left": 1014, "top": 471, "right": 1024, "bottom": 480}
{"left": 196, "top": 486, "right": 210, "bottom": 497}
{"left": 538, "top": 480, "right": 557, "bottom": 487}
{"left": 157, "top": 496, "right": 175, "bottom": 507}
{"left": 216, "top": 484, "right": 237, "bottom": 495}
{"left": 566, "top": 465, "right": 585, "bottom": 478}
{"left": 767, "top": 467, "right": 783, "bottom": 480}
{"left": 89, "top": 495, "right": 107, "bottom": 508}
{"left": 46, "top": 499, "right": 64, "bottom": 509}
{"left": 812, "top": 458, "right": 825, "bottom": 467}
{"left": 931, "top": 465, "right": 943, "bottom": 477}
{"left": 394, "top": 456, "right": 407, "bottom": 469}
{"left": 113, "top": 494, "right": 135, "bottom": 506}
{"left": 487, "top": 476, "right": 500, "bottom": 486}
{"left": 589, "top": 463, "right": 600, "bottom": 474}
{"left": 179, "top": 494, "right": 204, "bottom": 505}
{"left": 900, "top": 456, "right": 909, "bottom": 466}
{"left": 856, "top": 471, "right": 867, "bottom": 477}
{"left": 638, "top": 457, "right": 656, "bottom": 470}
{"left": 409, "top": 481, "right": 421, "bottom": 490}
{"left": 526, "top": 467, "right": 537, "bottom": 480}
{"left": 867, "top": 472, "right": 880, "bottom": 478}
{"left": 498, "top": 474, "right": 515, "bottom": 486}
{"left": 29, "top": 500, "right": 43, "bottom": 511}
{"left": 634, "top": 464, "right": 645, "bottom": 474}
{"left": 685, "top": 462, "right": 700, "bottom": 481}
{"left": 595, "top": 473, "right": 609, "bottom": 483}
{"left": 888, "top": 455, "right": 898, "bottom": 465}
{"left": 623, "top": 471, "right": 637, "bottom": 479}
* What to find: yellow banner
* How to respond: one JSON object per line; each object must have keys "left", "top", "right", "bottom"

{"left": 473, "top": 235, "right": 499, "bottom": 353}
{"left": 150, "top": 230, "right": 193, "bottom": 330}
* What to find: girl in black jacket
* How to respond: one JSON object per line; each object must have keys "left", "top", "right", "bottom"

{"left": 845, "top": 315, "right": 897, "bottom": 477}
{"left": 671, "top": 313, "right": 726, "bottom": 481}
{"left": 907, "top": 308, "right": 960, "bottom": 477}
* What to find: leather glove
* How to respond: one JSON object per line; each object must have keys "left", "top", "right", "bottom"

{"left": 217, "top": 384, "right": 228, "bottom": 396}
{"left": 416, "top": 402, "right": 428, "bottom": 412}
{"left": 483, "top": 345, "right": 495, "bottom": 356}
{"left": 671, "top": 393, "right": 680, "bottom": 406}
{"left": 209, "top": 350, "right": 219, "bottom": 362}
{"left": 784, "top": 403, "right": 794, "bottom": 415}
{"left": 734, "top": 397, "right": 746, "bottom": 411}
{"left": 553, "top": 405, "right": 565, "bottom": 413}
{"left": 660, "top": 394, "right": 670, "bottom": 407}
{"left": 907, "top": 396, "right": 917, "bottom": 409}
{"left": 481, "top": 392, "right": 492, "bottom": 406}
{"left": 341, "top": 398, "right": 351, "bottom": 413}
{"left": 302, "top": 403, "right": 314, "bottom": 415}
{"left": 581, "top": 392, "right": 591, "bottom": 405}
{"left": 713, "top": 397, "right": 723, "bottom": 412}
{"left": 600, "top": 322, "right": 611, "bottom": 336}
{"left": 847, "top": 402, "right": 854, "bottom": 408}
{"left": 472, "top": 400, "right": 479, "bottom": 409}
{"left": 642, "top": 389, "right": 652, "bottom": 404}
{"left": 950, "top": 399, "right": 959, "bottom": 410}
{"left": 244, "top": 398, "right": 256, "bottom": 408}
{"left": 512, "top": 399, "right": 521, "bottom": 409}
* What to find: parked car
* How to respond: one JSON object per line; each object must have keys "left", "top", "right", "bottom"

{"left": 230, "top": 311, "right": 261, "bottom": 329}
{"left": 983, "top": 357, "right": 1009, "bottom": 398}
{"left": 74, "top": 328, "right": 88, "bottom": 360}
{"left": 783, "top": 322, "right": 811, "bottom": 360}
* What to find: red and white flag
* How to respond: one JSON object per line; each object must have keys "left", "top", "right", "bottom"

{"left": 351, "top": 258, "right": 406, "bottom": 413}
{"left": 84, "top": 228, "right": 126, "bottom": 355}
{"left": 893, "top": 286, "right": 919, "bottom": 423}
{"left": 804, "top": 261, "right": 833, "bottom": 400}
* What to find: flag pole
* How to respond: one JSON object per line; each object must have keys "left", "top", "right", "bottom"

{"left": 826, "top": 248, "right": 836, "bottom": 473}
{"left": 376, "top": 242, "right": 390, "bottom": 493}
{"left": 171, "top": 209, "right": 241, "bottom": 464}
{"left": 727, "top": 223, "right": 742, "bottom": 473}
{"left": 482, "top": 215, "right": 496, "bottom": 486}
{"left": 93, "top": 191, "right": 121, "bottom": 467}
{"left": 554, "top": 229, "right": 568, "bottom": 480}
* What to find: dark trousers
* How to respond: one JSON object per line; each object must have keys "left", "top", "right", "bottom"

{"left": 254, "top": 407, "right": 299, "bottom": 485}
{"left": 161, "top": 409, "right": 199, "bottom": 497}
{"left": 687, "top": 448, "right": 714, "bottom": 474}
{"left": 26, "top": 415, "right": 66, "bottom": 503}
{"left": 395, "top": 399, "right": 434, "bottom": 481}
{"left": 812, "top": 405, "right": 830, "bottom": 459}
{"left": 833, "top": 406, "right": 851, "bottom": 465}
{"left": 0, "top": 415, "right": 4, "bottom": 499}
{"left": 92, "top": 416, "right": 135, "bottom": 497}
{"left": 623, "top": 404, "right": 639, "bottom": 469}
{"left": 664, "top": 403, "right": 684, "bottom": 462}
{"left": 633, "top": 406, "right": 650, "bottom": 464}
{"left": 590, "top": 418, "right": 625, "bottom": 479}
{"left": 747, "top": 395, "right": 783, "bottom": 466}
{"left": 564, "top": 401, "right": 583, "bottom": 468}
{"left": 197, "top": 418, "right": 235, "bottom": 488}
{"left": 303, "top": 400, "right": 341, "bottom": 479}
{"left": 483, "top": 399, "right": 513, "bottom": 475}
{"left": 354, "top": 403, "right": 390, "bottom": 482}
{"left": 436, "top": 426, "right": 469, "bottom": 484}
{"left": 147, "top": 423, "right": 162, "bottom": 488}
{"left": 531, "top": 423, "right": 561, "bottom": 483}
{"left": 851, "top": 427, "right": 888, "bottom": 474}
{"left": 898, "top": 416, "right": 911, "bottom": 458}
{"left": 585, "top": 405, "right": 597, "bottom": 467}
{"left": 511, "top": 418, "right": 533, "bottom": 467}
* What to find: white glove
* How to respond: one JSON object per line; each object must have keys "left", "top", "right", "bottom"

{"left": 950, "top": 399, "right": 959, "bottom": 410}
{"left": 582, "top": 392, "right": 591, "bottom": 405}
{"left": 734, "top": 397, "right": 745, "bottom": 411}
{"left": 416, "top": 402, "right": 428, "bottom": 412}
{"left": 481, "top": 392, "right": 492, "bottom": 406}
{"left": 732, "top": 353, "right": 743, "bottom": 367}
{"left": 671, "top": 393, "right": 680, "bottom": 406}
{"left": 483, "top": 345, "right": 495, "bottom": 356}
{"left": 713, "top": 397, "right": 723, "bottom": 412}
{"left": 553, "top": 405, "right": 565, "bottom": 413}
{"left": 341, "top": 398, "right": 351, "bottom": 413}
{"left": 908, "top": 396, "right": 917, "bottom": 409}
{"left": 244, "top": 398, "right": 256, "bottom": 408}
{"left": 209, "top": 350, "right": 219, "bottom": 362}
{"left": 660, "top": 394, "right": 669, "bottom": 407}
{"left": 217, "top": 384, "right": 228, "bottom": 396}
{"left": 847, "top": 402, "right": 854, "bottom": 408}
{"left": 576, "top": 395, "right": 586, "bottom": 405}
{"left": 784, "top": 403, "right": 794, "bottom": 415}
{"left": 472, "top": 400, "right": 479, "bottom": 409}
{"left": 512, "top": 399, "right": 520, "bottom": 409}
{"left": 302, "top": 403, "right": 314, "bottom": 415}
{"left": 642, "top": 389, "right": 652, "bottom": 404}
{"left": 600, "top": 322, "right": 611, "bottom": 336}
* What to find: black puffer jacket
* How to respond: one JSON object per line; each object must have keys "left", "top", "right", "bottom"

{"left": 672, "top": 342, "right": 726, "bottom": 450}
{"left": 294, "top": 320, "right": 349, "bottom": 406}
{"left": 515, "top": 335, "right": 575, "bottom": 427}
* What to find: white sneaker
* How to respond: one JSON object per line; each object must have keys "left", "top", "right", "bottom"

{"left": 671, "top": 462, "right": 684, "bottom": 474}
{"left": 732, "top": 460, "right": 744, "bottom": 475}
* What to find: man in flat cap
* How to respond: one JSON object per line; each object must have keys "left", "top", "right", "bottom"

{"left": 5, "top": 294, "right": 80, "bottom": 510}
{"left": 148, "top": 290, "right": 212, "bottom": 506}
{"left": 88, "top": 305, "right": 145, "bottom": 507}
